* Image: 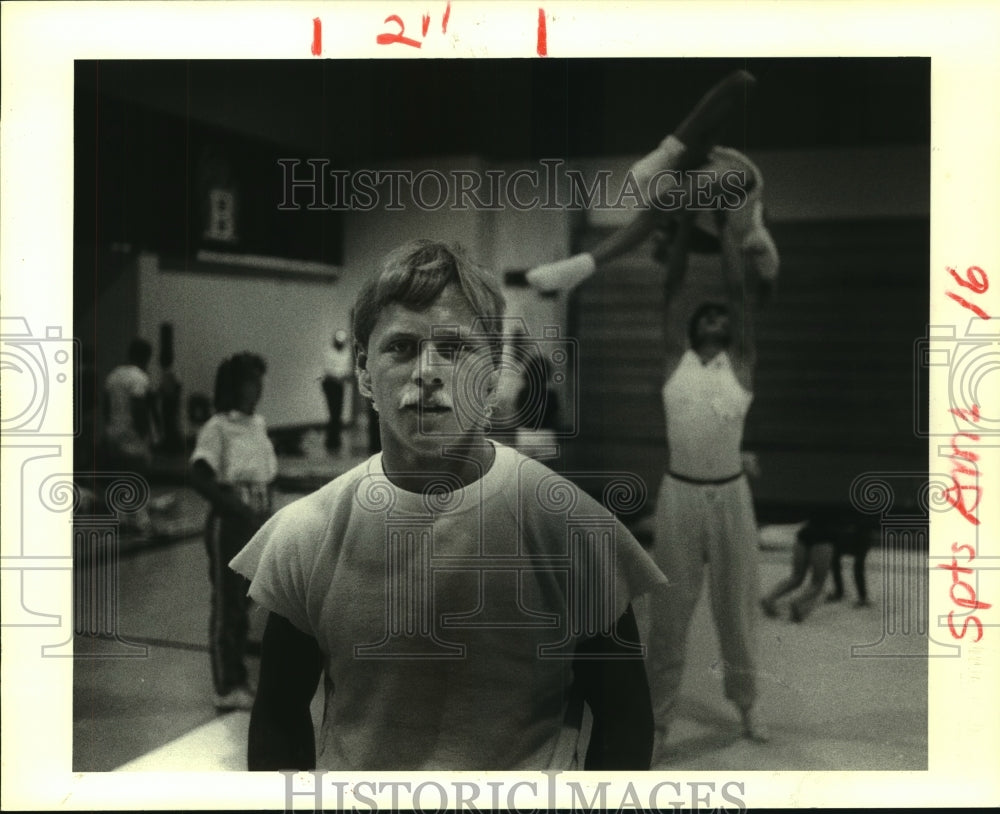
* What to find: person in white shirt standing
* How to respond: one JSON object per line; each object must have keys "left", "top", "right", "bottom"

{"left": 644, "top": 148, "right": 775, "bottom": 755}
{"left": 525, "top": 70, "right": 777, "bottom": 758}
{"left": 191, "top": 352, "right": 278, "bottom": 711}
{"left": 102, "top": 337, "right": 159, "bottom": 534}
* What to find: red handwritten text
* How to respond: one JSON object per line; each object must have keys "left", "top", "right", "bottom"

{"left": 943, "top": 405, "right": 983, "bottom": 526}
{"left": 377, "top": 1, "right": 451, "bottom": 49}
{"left": 537, "top": 8, "right": 548, "bottom": 57}
{"left": 937, "top": 542, "right": 992, "bottom": 642}
{"left": 939, "top": 264, "right": 992, "bottom": 641}
{"left": 940, "top": 405, "right": 990, "bottom": 640}
{"left": 946, "top": 265, "right": 990, "bottom": 319}
{"left": 312, "top": 17, "right": 322, "bottom": 56}
{"left": 377, "top": 14, "right": 422, "bottom": 47}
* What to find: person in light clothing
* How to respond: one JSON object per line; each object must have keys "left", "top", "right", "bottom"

{"left": 102, "top": 337, "right": 159, "bottom": 534}
{"left": 191, "top": 352, "right": 277, "bottom": 711}
{"left": 233, "top": 240, "right": 668, "bottom": 770}
{"left": 528, "top": 140, "right": 778, "bottom": 755}
{"left": 641, "top": 148, "right": 776, "bottom": 755}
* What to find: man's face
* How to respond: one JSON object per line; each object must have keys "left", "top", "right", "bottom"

{"left": 357, "top": 284, "right": 498, "bottom": 463}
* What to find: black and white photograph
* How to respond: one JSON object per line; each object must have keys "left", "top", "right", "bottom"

{"left": 2, "top": 2, "right": 998, "bottom": 811}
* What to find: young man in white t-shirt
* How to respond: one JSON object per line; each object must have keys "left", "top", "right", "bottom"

{"left": 232, "top": 240, "right": 668, "bottom": 771}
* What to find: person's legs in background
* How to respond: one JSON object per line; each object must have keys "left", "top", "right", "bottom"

{"left": 709, "top": 478, "right": 767, "bottom": 741}
{"left": 826, "top": 545, "right": 846, "bottom": 602}
{"left": 322, "top": 376, "right": 344, "bottom": 453}
{"left": 850, "top": 528, "right": 872, "bottom": 607}
{"left": 827, "top": 517, "right": 872, "bottom": 607}
{"left": 205, "top": 510, "right": 254, "bottom": 710}
{"left": 643, "top": 478, "right": 707, "bottom": 764}
{"left": 100, "top": 441, "right": 154, "bottom": 537}
{"left": 761, "top": 539, "right": 809, "bottom": 617}
{"left": 790, "top": 542, "right": 834, "bottom": 622}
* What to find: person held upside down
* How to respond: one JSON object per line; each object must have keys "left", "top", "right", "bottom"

{"left": 526, "top": 72, "right": 780, "bottom": 756}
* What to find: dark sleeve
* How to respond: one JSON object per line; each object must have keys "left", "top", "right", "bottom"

{"left": 248, "top": 611, "right": 324, "bottom": 770}
{"left": 573, "top": 603, "right": 654, "bottom": 770}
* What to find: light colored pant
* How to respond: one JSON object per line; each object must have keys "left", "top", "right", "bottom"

{"left": 642, "top": 474, "right": 761, "bottom": 751}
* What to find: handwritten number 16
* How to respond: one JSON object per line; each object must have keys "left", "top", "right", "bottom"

{"left": 946, "top": 266, "right": 990, "bottom": 320}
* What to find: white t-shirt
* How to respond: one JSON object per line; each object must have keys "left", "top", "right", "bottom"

{"left": 191, "top": 411, "right": 278, "bottom": 512}
{"left": 103, "top": 364, "right": 150, "bottom": 442}
{"left": 230, "top": 442, "right": 667, "bottom": 770}
{"left": 323, "top": 345, "right": 354, "bottom": 380}
{"left": 663, "top": 350, "right": 752, "bottom": 480}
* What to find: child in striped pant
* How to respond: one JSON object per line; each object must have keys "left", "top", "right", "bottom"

{"left": 191, "top": 352, "right": 277, "bottom": 711}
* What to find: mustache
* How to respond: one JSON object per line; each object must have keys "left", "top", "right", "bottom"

{"left": 398, "top": 390, "right": 453, "bottom": 410}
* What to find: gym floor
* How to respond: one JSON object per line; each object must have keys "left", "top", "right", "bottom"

{"left": 71, "top": 426, "right": 927, "bottom": 773}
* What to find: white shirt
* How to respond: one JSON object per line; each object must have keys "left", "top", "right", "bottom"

{"left": 103, "top": 364, "right": 150, "bottom": 441}
{"left": 191, "top": 411, "right": 278, "bottom": 514}
{"left": 324, "top": 345, "right": 354, "bottom": 380}
{"left": 663, "top": 350, "right": 752, "bottom": 480}
{"left": 231, "top": 442, "right": 668, "bottom": 770}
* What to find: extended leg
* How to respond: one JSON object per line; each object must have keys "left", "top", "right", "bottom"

{"left": 322, "top": 377, "right": 344, "bottom": 451}
{"left": 643, "top": 478, "right": 707, "bottom": 764}
{"left": 790, "top": 542, "right": 834, "bottom": 622}
{"left": 761, "top": 540, "right": 809, "bottom": 616}
{"left": 707, "top": 478, "right": 768, "bottom": 741}
{"left": 853, "top": 544, "right": 871, "bottom": 606}
{"left": 206, "top": 512, "right": 255, "bottom": 709}
{"left": 527, "top": 70, "right": 756, "bottom": 292}
{"left": 827, "top": 547, "right": 845, "bottom": 601}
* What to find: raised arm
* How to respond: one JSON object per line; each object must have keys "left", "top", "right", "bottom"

{"left": 527, "top": 70, "right": 755, "bottom": 293}
{"left": 248, "top": 611, "right": 324, "bottom": 770}
{"left": 660, "top": 212, "right": 698, "bottom": 377}
{"left": 714, "top": 147, "right": 778, "bottom": 385}
{"left": 718, "top": 217, "right": 756, "bottom": 382}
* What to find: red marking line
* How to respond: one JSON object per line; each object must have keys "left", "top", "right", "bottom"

{"left": 537, "top": 8, "right": 547, "bottom": 57}
{"left": 311, "top": 17, "right": 322, "bottom": 56}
